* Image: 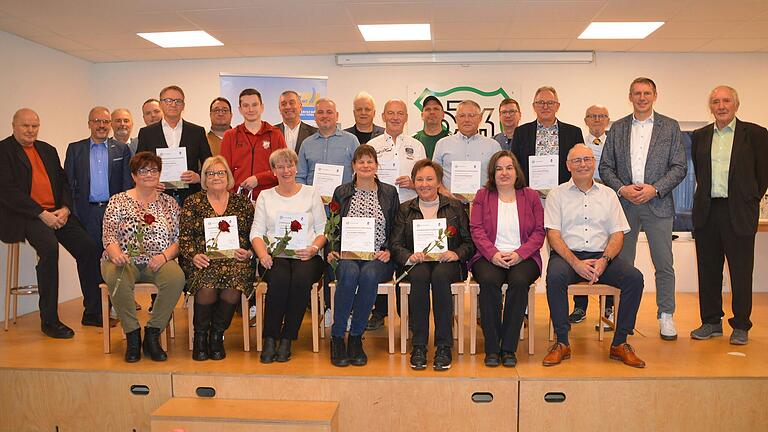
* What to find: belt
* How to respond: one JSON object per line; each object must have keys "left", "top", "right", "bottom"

{"left": 89, "top": 201, "right": 109, "bottom": 207}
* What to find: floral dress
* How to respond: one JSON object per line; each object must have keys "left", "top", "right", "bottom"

{"left": 179, "top": 191, "right": 256, "bottom": 295}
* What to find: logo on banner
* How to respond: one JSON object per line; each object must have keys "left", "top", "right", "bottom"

{"left": 299, "top": 88, "right": 322, "bottom": 121}
{"left": 413, "top": 86, "right": 510, "bottom": 137}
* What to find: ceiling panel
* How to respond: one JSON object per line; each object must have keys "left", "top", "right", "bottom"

{"left": 179, "top": 7, "right": 267, "bottom": 31}
{"left": 231, "top": 43, "right": 306, "bottom": 57}
{"left": 432, "top": 39, "right": 501, "bottom": 51}
{"left": 629, "top": 38, "right": 709, "bottom": 52}
{"left": 432, "top": 22, "right": 508, "bottom": 40}
{"left": 345, "top": 2, "right": 432, "bottom": 23}
{"left": 502, "top": 21, "right": 587, "bottom": 39}
{"left": 671, "top": 0, "right": 768, "bottom": 22}
{"left": 498, "top": 38, "right": 571, "bottom": 51}
{"left": 566, "top": 39, "right": 638, "bottom": 51}
{"left": 695, "top": 38, "right": 768, "bottom": 52}
{"left": 722, "top": 21, "right": 768, "bottom": 39}
{"left": 592, "top": 0, "right": 691, "bottom": 21}
{"left": 651, "top": 21, "right": 742, "bottom": 39}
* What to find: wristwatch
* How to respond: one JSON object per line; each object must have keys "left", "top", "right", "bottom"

{"left": 601, "top": 254, "right": 612, "bottom": 264}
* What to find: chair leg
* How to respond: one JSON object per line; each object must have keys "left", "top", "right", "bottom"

{"left": 456, "top": 287, "right": 464, "bottom": 355}
{"left": 255, "top": 284, "right": 264, "bottom": 352}
{"left": 161, "top": 324, "right": 168, "bottom": 351}
{"left": 168, "top": 309, "right": 176, "bottom": 339}
{"left": 100, "top": 283, "right": 111, "bottom": 354}
{"left": 469, "top": 285, "right": 478, "bottom": 355}
{"left": 528, "top": 283, "right": 535, "bottom": 355}
{"left": 311, "top": 283, "right": 319, "bottom": 353}
{"left": 187, "top": 294, "right": 194, "bottom": 351}
{"left": 319, "top": 284, "right": 326, "bottom": 339}
{"left": 4, "top": 244, "right": 14, "bottom": 331}
{"left": 11, "top": 243, "right": 19, "bottom": 324}
{"left": 387, "top": 284, "right": 395, "bottom": 354}
{"left": 400, "top": 285, "right": 408, "bottom": 354}
{"left": 598, "top": 295, "right": 605, "bottom": 342}
{"left": 241, "top": 292, "right": 250, "bottom": 352}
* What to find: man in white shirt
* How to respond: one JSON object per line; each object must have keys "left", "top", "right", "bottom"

{"left": 544, "top": 144, "right": 645, "bottom": 368}
{"left": 276, "top": 90, "right": 318, "bottom": 155}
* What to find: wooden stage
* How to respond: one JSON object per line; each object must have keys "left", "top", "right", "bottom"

{"left": 2, "top": 292, "right": 767, "bottom": 431}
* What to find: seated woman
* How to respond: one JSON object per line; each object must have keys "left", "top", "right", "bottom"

{"left": 102, "top": 151, "right": 186, "bottom": 363}
{"left": 179, "top": 155, "right": 256, "bottom": 361}
{"left": 250, "top": 149, "right": 327, "bottom": 363}
{"left": 469, "top": 150, "right": 544, "bottom": 368}
{"left": 328, "top": 144, "right": 399, "bottom": 367}
{"left": 390, "top": 160, "right": 474, "bottom": 371}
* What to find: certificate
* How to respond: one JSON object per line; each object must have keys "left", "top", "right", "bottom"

{"left": 312, "top": 163, "right": 344, "bottom": 204}
{"left": 528, "top": 155, "right": 558, "bottom": 191}
{"left": 157, "top": 147, "right": 189, "bottom": 189}
{"left": 340, "top": 217, "right": 375, "bottom": 260}
{"left": 450, "top": 161, "right": 481, "bottom": 201}
{"left": 376, "top": 158, "right": 400, "bottom": 192}
{"left": 275, "top": 212, "right": 309, "bottom": 258}
{"left": 413, "top": 218, "right": 447, "bottom": 260}
{"left": 204, "top": 216, "right": 240, "bottom": 259}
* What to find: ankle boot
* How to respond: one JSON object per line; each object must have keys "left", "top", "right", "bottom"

{"left": 347, "top": 334, "right": 367, "bottom": 366}
{"left": 260, "top": 336, "right": 277, "bottom": 363}
{"left": 125, "top": 328, "right": 142, "bottom": 363}
{"left": 192, "top": 303, "right": 214, "bottom": 361}
{"left": 276, "top": 338, "right": 292, "bottom": 362}
{"left": 142, "top": 326, "right": 167, "bottom": 361}
{"left": 330, "top": 336, "right": 350, "bottom": 367}
{"left": 210, "top": 301, "right": 238, "bottom": 361}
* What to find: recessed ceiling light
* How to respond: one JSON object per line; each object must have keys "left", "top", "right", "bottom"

{"left": 137, "top": 31, "right": 223, "bottom": 48}
{"left": 578, "top": 22, "right": 664, "bottom": 39}
{"left": 358, "top": 24, "right": 431, "bottom": 42}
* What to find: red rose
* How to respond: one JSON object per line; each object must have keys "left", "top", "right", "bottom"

{"left": 218, "top": 220, "right": 230, "bottom": 232}
{"left": 290, "top": 220, "right": 302, "bottom": 232}
{"left": 329, "top": 201, "right": 340, "bottom": 213}
{"left": 143, "top": 213, "right": 155, "bottom": 225}
{"left": 445, "top": 226, "right": 457, "bottom": 237}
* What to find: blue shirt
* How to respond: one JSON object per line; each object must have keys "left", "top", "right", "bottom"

{"left": 493, "top": 132, "right": 514, "bottom": 152}
{"left": 89, "top": 139, "right": 110, "bottom": 202}
{"left": 296, "top": 128, "right": 360, "bottom": 185}
{"left": 432, "top": 132, "right": 501, "bottom": 191}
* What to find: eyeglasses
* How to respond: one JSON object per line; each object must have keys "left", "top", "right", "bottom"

{"left": 136, "top": 168, "right": 160, "bottom": 175}
{"left": 568, "top": 156, "right": 596, "bottom": 165}
{"left": 161, "top": 98, "right": 185, "bottom": 106}
{"left": 499, "top": 109, "right": 519, "bottom": 115}
{"left": 534, "top": 100, "right": 559, "bottom": 107}
{"left": 210, "top": 108, "right": 230, "bottom": 114}
{"left": 586, "top": 114, "right": 609, "bottom": 120}
{"left": 205, "top": 170, "right": 227, "bottom": 178}
{"left": 89, "top": 119, "right": 111, "bottom": 125}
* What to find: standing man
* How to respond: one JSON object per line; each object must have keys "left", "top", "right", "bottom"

{"left": 344, "top": 91, "right": 384, "bottom": 144}
{"left": 599, "top": 77, "right": 687, "bottom": 341}
{"left": 493, "top": 98, "right": 522, "bottom": 151}
{"left": 111, "top": 108, "right": 139, "bottom": 154}
{"left": 413, "top": 95, "right": 450, "bottom": 159}
{"left": 141, "top": 98, "right": 163, "bottom": 126}
{"left": 296, "top": 98, "right": 359, "bottom": 186}
{"left": 137, "top": 85, "right": 212, "bottom": 205}
{"left": 0, "top": 109, "right": 103, "bottom": 337}
{"left": 207, "top": 97, "right": 233, "bottom": 156}
{"left": 690, "top": 85, "right": 768, "bottom": 345}
{"left": 276, "top": 90, "right": 317, "bottom": 155}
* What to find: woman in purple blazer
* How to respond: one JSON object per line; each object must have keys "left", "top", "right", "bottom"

{"left": 470, "top": 150, "right": 545, "bottom": 367}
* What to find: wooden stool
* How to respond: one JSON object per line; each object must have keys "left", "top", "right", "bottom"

{"left": 398, "top": 281, "right": 465, "bottom": 355}
{"left": 99, "top": 282, "right": 174, "bottom": 354}
{"left": 4, "top": 242, "right": 39, "bottom": 331}
{"left": 548, "top": 282, "right": 620, "bottom": 342}
{"left": 186, "top": 291, "right": 251, "bottom": 352}
{"left": 329, "top": 279, "right": 397, "bottom": 354}
{"left": 469, "top": 278, "right": 537, "bottom": 355}
{"left": 253, "top": 280, "right": 325, "bottom": 353}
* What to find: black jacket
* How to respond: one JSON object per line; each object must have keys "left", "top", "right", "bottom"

{"left": 330, "top": 177, "right": 399, "bottom": 252}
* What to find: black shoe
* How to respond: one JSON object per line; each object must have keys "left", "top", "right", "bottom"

{"left": 331, "top": 336, "right": 350, "bottom": 367}
{"left": 501, "top": 351, "right": 517, "bottom": 368}
{"left": 193, "top": 302, "right": 213, "bottom": 361}
{"left": 125, "top": 328, "right": 142, "bottom": 363}
{"left": 81, "top": 313, "right": 103, "bottom": 327}
{"left": 433, "top": 346, "right": 452, "bottom": 371}
{"left": 260, "top": 336, "right": 277, "bottom": 364}
{"left": 210, "top": 301, "right": 237, "bottom": 361}
{"left": 410, "top": 345, "right": 427, "bottom": 370}
{"left": 568, "top": 308, "right": 586, "bottom": 324}
{"left": 276, "top": 338, "right": 292, "bottom": 362}
{"left": 484, "top": 353, "right": 500, "bottom": 367}
{"left": 142, "top": 326, "right": 167, "bottom": 361}
{"left": 41, "top": 321, "right": 74, "bottom": 339}
{"left": 209, "top": 329, "right": 226, "bottom": 361}
{"left": 192, "top": 331, "right": 209, "bottom": 361}
{"left": 347, "top": 335, "right": 367, "bottom": 366}
{"left": 366, "top": 313, "right": 385, "bottom": 331}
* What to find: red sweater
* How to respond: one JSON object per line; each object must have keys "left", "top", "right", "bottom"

{"left": 221, "top": 121, "right": 286, "bottom": 200}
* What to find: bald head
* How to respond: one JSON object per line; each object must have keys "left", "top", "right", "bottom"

{"left": 12, "top": 108, "right": 40, "bottom": 146}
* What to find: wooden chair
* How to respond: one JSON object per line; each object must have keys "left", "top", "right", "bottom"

{"left": 3, "top": 242, "right": 39, "bottom": 331}
{"left": 398, "top": 281, "right": 466, "bottom": 355}
{"left": 253, "top": 280, "right": 325, "bottom": 353}
{"left": 186, "top": 291, "right": 251, "bottom": 352}
{"left": 548, "top": 282, "right": 620, "bottom": 342}
{"left": 329, "top": 279, "right": 397, "bottom": 354}
{"left": 99, "top": 282, "right": 174, "bottom": 354}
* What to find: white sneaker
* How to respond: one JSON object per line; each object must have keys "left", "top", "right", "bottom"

{"left": 109, "top": 306, "right": 118, "bottom": 320}
{"left": 659, "top": 312, "right": 677, "bottom": 340}
{"left": 594, "top": 307, "right": 614, "bottom": 332}
{"left": 249, "top": 305, "right": 257, "bottom": 320}
{"left": 324, "top": 309, "right": 332, "bottom": 328}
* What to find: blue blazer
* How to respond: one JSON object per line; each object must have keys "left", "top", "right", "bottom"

{"left": 64, "top": 137, "right": 133, "bottom": 220}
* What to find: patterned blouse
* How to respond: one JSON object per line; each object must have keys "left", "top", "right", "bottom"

{"left": 347, "top": 187, "right": 386, "bottom": 251}
{"left": 102, "top": 192, "right": 180, "bottom": 265}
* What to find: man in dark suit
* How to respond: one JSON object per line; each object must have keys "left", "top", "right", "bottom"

{"left": 599, "top": 77, "right": 687, "bottom": 342}
{"left": 343, "top": 91, "right": 384, "bottom": 144}
{"left": 276, "top": 90, "right": 317, "bottom": 155}
{"left": 136, "top": 85, "right": 211, "bottom": 205}
{"left": 512, "top": 86, "right": 585, "bottom": 189}
{"left": 0, "top": 109, "right": 103, "bottom": 338}
{"left": 690, "top": 86, "right": 768, "bottom": 345}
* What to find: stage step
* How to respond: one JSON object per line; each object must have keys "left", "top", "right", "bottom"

{"left": 150, "top": 397, "right": 339, "bottom": 431}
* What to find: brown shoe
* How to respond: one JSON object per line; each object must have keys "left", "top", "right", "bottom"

{"left": 609, "top": 343, "right": 646, "bottom": 368}
{"left": 542, "top": 342, "right": 571, "bottom": 366}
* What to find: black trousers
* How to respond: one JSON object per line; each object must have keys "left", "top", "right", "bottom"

{"left": 78, "top": 204, "right": 106, "bottom": 252}
{"left": 404, "top": 261, "right": 462, "bottom": 347}
{"left": 23, "top": 215, "right": 102, "bottom": 323}
{"left": 694, "top": 199, "right": 756, "bottom": 331}
{"left": 262, "top": 256, "right": 325, "bottom": 340}
{"left": 474, "top": 257, "right": 540, "bottom": 354}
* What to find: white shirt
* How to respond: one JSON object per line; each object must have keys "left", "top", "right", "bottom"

{"left": 250, "top": 185, "right": 327, "bottom": 247}
{"left": 630, "top": 114, "right": 654, "bottom": 184}
{"left": 544, "top": 180, "right": 630, "bottom": 252}
{"left": 162, "top": 118, "right": 183, "bottom": 149}
{"left": 368, "top": 132, "right": 427, "bottom": 203}
{"left": 494, "top": 199, "right": 521, "bottom": 252}
{"left": 585, "top": 132, "right": 607, "bottom": 180}
{"left": 432, "top": 132, "right": 501, "bottom": 192}
{"left": 283, "top": 122, "right": 301, "bottom": 152}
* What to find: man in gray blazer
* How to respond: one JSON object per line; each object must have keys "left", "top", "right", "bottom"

{"left": 276, "top": 90, "right": 317, "bottom": 156}
{"left": 599, "top": 77, "right": 687, "bottom": 341}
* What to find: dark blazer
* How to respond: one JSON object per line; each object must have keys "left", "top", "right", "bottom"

{"left": 330, "top": 177, "right": 399, "bottom": 252}
{"left": 343, "top": 124, "right": 385, "bottom": 144}
{"left": 390, "top": 195, "right": 475, "bottom": 268}
{"left": 0, "top": 136, "right": 72, "bottom": 243}
{"left": 512, "top": 119, "right": 584, "bottom": 186}
{"left": 692, "top": 119, "right": 768, "bottom": 236}
{"left": 276, "top": 121, "right": 318, "bottom": 156}
{"left": 63, "top": 138, "right": 133, "bottom": 220}
{"left": 136, "top": 119, "right": 212, "bottom": 197}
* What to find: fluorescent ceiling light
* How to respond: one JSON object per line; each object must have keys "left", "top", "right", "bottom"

{"left": 578, "top": 22, "right": 664, "bottom": 39}
{"left": 358, "top": 24, "right": 431, "bottom": 42}
{"left": 336, "top": 51, "right": 594, "bottom": 66}
{"left": 137, "top": 31, "right": 223, "bottom": 48}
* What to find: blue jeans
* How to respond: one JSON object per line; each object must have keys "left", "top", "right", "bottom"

{"left": 332, "top": 259, "right": 393, "bottom": 337}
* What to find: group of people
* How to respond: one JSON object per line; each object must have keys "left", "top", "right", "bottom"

{"left": 1, "top": 78, "right": 765, "bottom": 372}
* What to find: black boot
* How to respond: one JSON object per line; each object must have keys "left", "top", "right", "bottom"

{"left": 260, "top": 337, "right": 277, "bottom": 363}
{"left": 142, "top": 326, "right": 167, "bottom": 361}
{"left": 276, "top": 338, "right": 292, "bottom": 362}
{"left": 347, "top": 334, "right": 367, "bottom": 366}
{"left": 192, "top": 303, "right": 214, "bottom": 361}
{"left": 330, "top": 336, "right": 350, "bottom": 367}
{"left": 210, "top": 301, "right": 238, "bottom": 361}
{"left": 125, "top": 328, "right": 142, "bottom": 363}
